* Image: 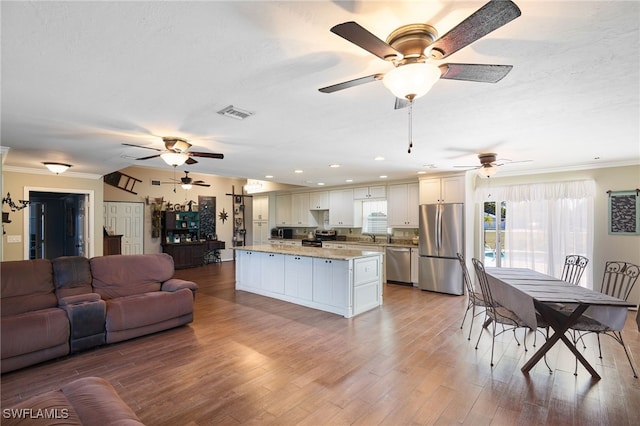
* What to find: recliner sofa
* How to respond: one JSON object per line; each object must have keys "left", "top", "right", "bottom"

{"left": 1, "top": 253, "right": 197, "bottom": 373}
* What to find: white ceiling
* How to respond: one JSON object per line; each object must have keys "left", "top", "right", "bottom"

{"left": 2, "top": 1, "right": 638, "bottom": 187}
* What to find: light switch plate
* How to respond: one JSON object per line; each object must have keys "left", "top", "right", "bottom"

{"left": 7, "top": 235, "right": 22, "bottom": 243}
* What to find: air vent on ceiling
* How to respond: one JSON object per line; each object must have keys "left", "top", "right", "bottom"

{"left": 217, "top": 105, "right": 253, "bottom": 120}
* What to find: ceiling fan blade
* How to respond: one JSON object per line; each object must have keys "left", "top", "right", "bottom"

{"left": 394, "top": 97, "right": 411, "bottom": 110}
{"left": 429, "top": 0, "right": 521, "bottom": 59}
{"left": 194, "top": 182, "right": 211, "bottom": 187}
{"left": 331, "top": 21, "right": 401, "bottom": 61}
{"left": 439, "top": 63, "right": 513, "bottom": 83}
{"left": 189, "top": 151, "right": 224, "bottom": 159}
{"left": 185, "top": 157, "right": 198, "bottom": 165}
{"left": 122, "top": 143, "right": 162, "bottom": 152}
{"left": 135, "top": 154, "right": 161, "bottom": 160}
{"left": 319, "top": 73, "right": 384, "bottom": 93}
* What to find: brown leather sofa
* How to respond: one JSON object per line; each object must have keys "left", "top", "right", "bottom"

{"left": 1, "top": 253, "right": 197, "bottom": 373}
{"left": 1, "top": 376, "right": 144, "bottom": 425}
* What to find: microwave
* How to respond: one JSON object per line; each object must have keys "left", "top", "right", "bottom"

{"left": 271, "top": 228, "right": 293, "bottom": 239}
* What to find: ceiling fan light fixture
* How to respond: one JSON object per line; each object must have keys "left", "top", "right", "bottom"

{"left": 181, "top": 183, "right": 193, "bottom": 190}
{"left": 160, "top": 152, "right": 188, "bottom": 167}
{"left": 43, "top": 162, "right": 71, "bottom": 174}
{"left": 478, "top": 164, "right": 498, "bottom": 178}
{"left": 382, "top": 62, "right": 441, "bottom": 100}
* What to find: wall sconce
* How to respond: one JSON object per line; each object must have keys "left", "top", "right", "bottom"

{"left": 43, "top": 162, "right": 72, "bottom": 174}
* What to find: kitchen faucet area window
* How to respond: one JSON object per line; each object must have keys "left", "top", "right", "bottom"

{"left": 362, "top": 200, "right": 387, "bottom": 234}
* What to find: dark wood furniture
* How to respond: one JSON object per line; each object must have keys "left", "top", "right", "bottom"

{"left": 485, "top": 267, "right": 634, "bottom": 380}
{"left": 103, "top": 235, "right": 122, "bottom": 255}
{"left": 162, "top": 240, "right": 225, "bottom": 269}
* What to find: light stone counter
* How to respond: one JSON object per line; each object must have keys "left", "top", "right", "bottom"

{"left": 234, "top": 244, "right": 382, "bottom": 260}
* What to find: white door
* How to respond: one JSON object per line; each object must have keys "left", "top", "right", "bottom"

{"left": 103, "top": 201, "right": 144, "bottom": 254}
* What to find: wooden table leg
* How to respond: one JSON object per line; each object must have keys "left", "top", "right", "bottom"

{"left": 522, "top": 302, "right": 600, "bottom": 380}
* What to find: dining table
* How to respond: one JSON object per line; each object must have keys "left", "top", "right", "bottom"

{"left": 484, "top": 267, "right": 635, "bottom": 379}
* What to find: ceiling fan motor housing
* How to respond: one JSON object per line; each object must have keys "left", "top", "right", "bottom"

{"left": 478, "top": 153, "right": 498, "bottom": 165}
{"left": 386, "top": 24, "right": 439, "bottom": 63}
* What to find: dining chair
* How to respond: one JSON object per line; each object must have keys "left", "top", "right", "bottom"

{"left": 472, "top": 258, "right": 531, "bottom": 367}
{"left": 560, "top": 254, "right": 589, "bottom": 285}
{"left": 457, "top": 253, "right": 486, "bottom": 340}
{"left": 570, "top": 261, "right": 640, "bottom": 377}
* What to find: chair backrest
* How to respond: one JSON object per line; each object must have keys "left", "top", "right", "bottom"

{"left": 600, "top": 261, "right": 640, "bottom": 301}
{"left": 472, "top": 258, "right": 497, "bottom": 312}
{"left": 457, "top": 253, "right": 475, "bottom": 296}
{"left": 560, "top": 254, "right": 589, "bottom": 285}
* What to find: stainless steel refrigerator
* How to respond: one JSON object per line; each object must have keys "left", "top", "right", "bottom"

{"left": 418, "top": 203, "right": 464, "bottom": 295}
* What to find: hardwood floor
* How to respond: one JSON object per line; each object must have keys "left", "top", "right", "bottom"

{"left": 2, "top": 261, "right": 639, "bottom": 425}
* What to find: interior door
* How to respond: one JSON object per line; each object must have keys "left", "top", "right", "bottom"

{"left": 103, "top": 201, "right": 144, "bottom": 254}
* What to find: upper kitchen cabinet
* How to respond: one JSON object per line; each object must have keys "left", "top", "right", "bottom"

{"left": 419, "top": 176, "right": 465, "bottom": 204}
{"left": 329, "top": 188, "right": 362, "bottom": 227}
{"left": 275, "top": 194, "right": 292, "bottom": 226}
{"left": 309, "top": 191, "right": 329, "bottom": 210}
{"left": 388, "top": 183, "right": 419, "bottom": 227}
{"left": 291, "top": 193, "right": 317, "bottom": 226}
{"left": 353, "top": 185, "right": 386, "bottom": 200}
{"left": 252, "top": 195, "right": 269, "bottom": 221}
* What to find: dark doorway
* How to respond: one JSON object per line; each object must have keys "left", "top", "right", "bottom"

{"left": 29, "top": 191, "right": 87, "bottom": 259}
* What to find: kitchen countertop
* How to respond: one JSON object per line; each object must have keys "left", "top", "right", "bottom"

{"left": 233, "top": 244, "right": 384, "bottom": 260}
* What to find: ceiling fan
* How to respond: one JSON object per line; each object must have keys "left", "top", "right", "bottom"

{"left": 319, "top": 0, "right": 521, "bottom": 152}
{"left": 123, "top": 136, "right": 224, "bottom": 166}
{"left": 455, "top": 152, "right": 532, "bottom": 178}
{"left": 160, "top": 171, "right": 211, "bottom": 192}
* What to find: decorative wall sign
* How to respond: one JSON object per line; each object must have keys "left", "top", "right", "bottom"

{"left": 608, "top": 190, "right": 640, "bottom": 235}
{"left": 198, "top": 196, "right": 216, "bottom": 240}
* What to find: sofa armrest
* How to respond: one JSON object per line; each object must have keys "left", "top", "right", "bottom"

{"left": 162, "top": 278, "right": 198, "bottom": 293}
{"left": 59, "top": 293, "right": 102, "bottom": 307}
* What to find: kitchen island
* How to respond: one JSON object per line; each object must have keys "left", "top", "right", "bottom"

{"left": 233, "top": 245, "right": 383, "bottom": 318}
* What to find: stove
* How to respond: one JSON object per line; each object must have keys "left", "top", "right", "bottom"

{"left": 301, "top": 230, "right": 336, "bottom": 247}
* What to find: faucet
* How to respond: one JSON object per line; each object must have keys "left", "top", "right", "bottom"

{"left": 364, "top": 233, "right": 376, "bottom": 243}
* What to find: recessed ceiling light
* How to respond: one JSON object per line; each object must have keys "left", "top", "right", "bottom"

{"left": 345, "top": 179, "right": 353, "bottom": 183}
{"left": 379, "top": 175, "right": 387, "bottom": 179}
{"left": 265, "top": 175, "right": 273, "bottom": 179}
{"left": 318, "top": 182, "right": 325, "bottom": 186}
{"left": 417, "top": 171, "right": 426, "bottom": 175}
{"left": 294, "top": 169, "right": 303, "bottom": 174}
{"left": 330, "top": 164, "right": 340, "bottom": 168}
{"left": 374, "top": 156, "right": 385, "bottom": 161}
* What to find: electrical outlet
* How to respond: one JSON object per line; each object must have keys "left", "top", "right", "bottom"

{"left": 7, "top": 235, "right": 22, "bottom": 243}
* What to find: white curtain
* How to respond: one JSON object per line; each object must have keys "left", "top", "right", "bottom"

{"left": 477, "top": 180, "right": 595, "bottom": 288}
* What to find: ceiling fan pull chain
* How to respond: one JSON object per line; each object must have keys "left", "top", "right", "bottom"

{"left": 408, "top": 99, "right": 413, "bottom": 153}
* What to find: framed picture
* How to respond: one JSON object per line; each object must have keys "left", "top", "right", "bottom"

{"left": 608, "top": 190, "right": 640, "bottom": 235}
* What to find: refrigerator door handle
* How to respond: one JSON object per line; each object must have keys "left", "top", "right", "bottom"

{"left": 436, "top": 204, "right": 441, "bottom": 251}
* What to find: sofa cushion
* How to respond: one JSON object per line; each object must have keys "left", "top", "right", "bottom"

{"left": 90, "top": 254, "right": 175, "bottom": 299}
{"left": 61, "top": 377, "right": 144, "bottom": 425}
{"left": 105, "top": 288, "right": 193, "bottom": 332}
{"left": 53, "top": 256, "right": 93, "bottom": 299}
{"left": 1, "top": 259, "right": 57, "bottom": 316}
{"left": 1, "top": 308, "right": 69, "bottom": 359}
{"left": 1, "top": 389, "right": 82, "bottom": 426}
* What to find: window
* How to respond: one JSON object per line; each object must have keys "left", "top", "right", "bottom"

{"left": 477, "top": 180, "right": 595, "bottom": 287}
{"left": 361, "top": 200, "right": 387, "bottom": 234}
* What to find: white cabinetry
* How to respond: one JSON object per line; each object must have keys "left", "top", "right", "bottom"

{"left": 236, "top": 250, "right": 262, "bottom": 291}
{"left": 419, "top": 176, "right": 464, "bottom": 204}
{"left": 353, "top": 256, "right": 382, "bottom": 314}
{"left": 261, "top": 253, "right": 285, "bottom": 294}
{"left": 309, "top": 191, "right": 329, "bottom": 210}
{"left": 291, "top": 193, "right": 317, "bottom": 226}
{"left": 253, "top": 195, "right": 269, "bottom": 221}
{"left": 312, "top": 258, "right": 349, "bottom": 309}
{"left": 411, "top": 248, "right": 419, "bottom": 285}
{"left": 388, "top": 183, "right": 419, "bottom": 227}
{"left": 284, "top": 255, "right": 313, "bottom": 300}
{"left": 252, "top": 221, "right": 270, "bottom": 245}
{"left": 329, "top": 188, "right": 362, "bottom": 227}
{"left": 353, "top": 185, "right": 386, "bottom": 199}
{"left": 275, "top": 194, "right": 292, "bottom": 225}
